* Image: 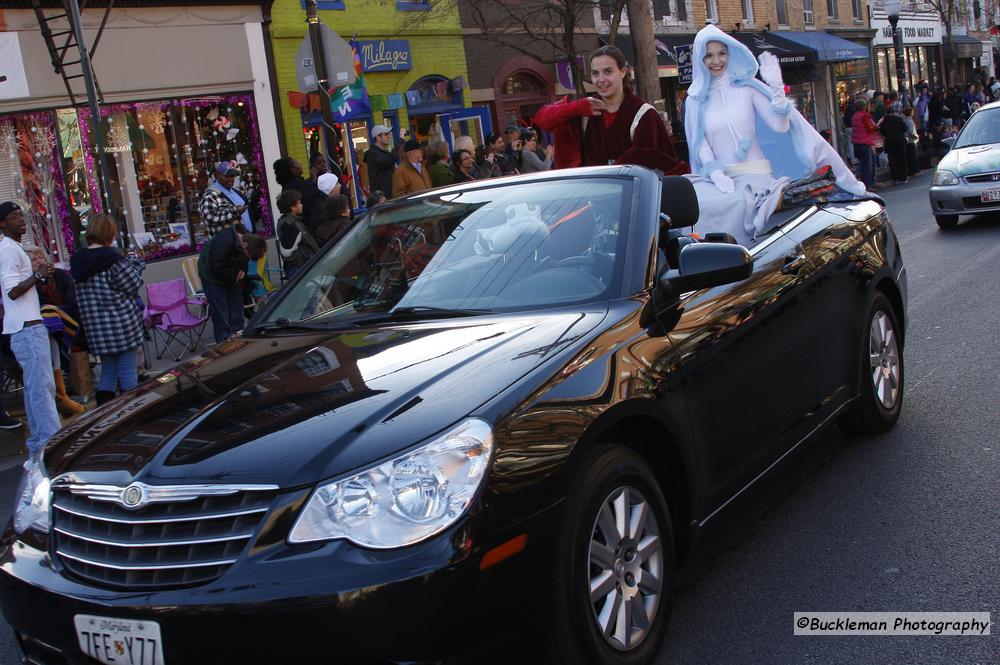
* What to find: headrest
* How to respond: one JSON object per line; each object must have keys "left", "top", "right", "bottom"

{"left": 660, "top": 176, "right": 699, "bottom": 228}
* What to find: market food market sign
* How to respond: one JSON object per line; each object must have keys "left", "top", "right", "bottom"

{"left": 872, "top": 18, "right": 942, "bottom": 46}
{"left": 357, "top": 40, "right": 412, "bottom": 72}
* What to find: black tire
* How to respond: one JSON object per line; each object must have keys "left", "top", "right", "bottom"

{"left": 935, "top": 215, "right": 959, "bottom": 229}
{"left": 547, "top": 445, "right": 674, "bottom": 665}
{"left": 839, "top": 291, "right": 904, "bottom": 434}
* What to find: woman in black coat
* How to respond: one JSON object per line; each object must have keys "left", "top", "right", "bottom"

{"left": 877, "top": 107, "right": 909, "bottom": 184}
{"left": 273, "top": 157, "right": 324, "bottom": 236}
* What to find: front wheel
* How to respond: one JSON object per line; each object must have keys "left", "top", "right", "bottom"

{"left": 935, "top": 215, "right": 959, "bottom": 229}
{"left": 548, "top": 445, "right": 674, "bottom": 665}
{"left": 839, "top": 291, "right": 904, "bottom": 434}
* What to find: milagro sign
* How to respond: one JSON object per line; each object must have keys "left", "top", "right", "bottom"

{"left": 872, "top": 17, "right": 942, "bottom": 47}
{"left": 357, "top": 40, "right": 412, "bottom": 72}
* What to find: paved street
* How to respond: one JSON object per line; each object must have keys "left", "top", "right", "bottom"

{"left": 0, "top": 172, "right": 996, "bottom": 663}
{"left": 661, "top": 172, "right": 1000, "bottom": 663}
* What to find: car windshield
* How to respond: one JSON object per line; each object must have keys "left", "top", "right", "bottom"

{"left": 261, "top": 178, "right": 631, "bottom": 328}
{"left": 953, "top": 108, "right": 1000, "bottom": 149}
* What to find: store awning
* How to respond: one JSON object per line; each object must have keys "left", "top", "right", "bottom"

{"left": 775, "top": 31, "right": 869, "bottom": 62}
{"left": 607, "top": 31, "right": 849, "bottom": 74}
{"left": 730, "top": 32, "right": 817, "bottom": 65}
{"left": 943, "top": 34, "right": 985, "bottom": 59}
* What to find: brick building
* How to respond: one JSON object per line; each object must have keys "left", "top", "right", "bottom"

{"left": 458, "top": 1, "right": 601, "bottom": 132}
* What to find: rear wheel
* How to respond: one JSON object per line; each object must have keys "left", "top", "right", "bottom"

{"left": 548, "top": 445, "right": 674, "bottom": 665}
{"left": 935, "top": 215, "right": 959, "bottom": 229}
{"left": 839, "top": 291, "right": 904, "bottom": 434}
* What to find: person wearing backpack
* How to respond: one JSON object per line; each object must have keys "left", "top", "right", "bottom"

{"left": 534, "top": 45, "right": 688, "bottom": 175}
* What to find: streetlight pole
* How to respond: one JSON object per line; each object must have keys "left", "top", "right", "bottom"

{"left": 304, "top": 0, "right": 341, "bottom": 178}
{"left": 885, "top": 0, "right": 909, "bottom": 97}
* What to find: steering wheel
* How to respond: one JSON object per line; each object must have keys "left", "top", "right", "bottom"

{"left": 556, "top": 252, "right": 615, "bottom": 284}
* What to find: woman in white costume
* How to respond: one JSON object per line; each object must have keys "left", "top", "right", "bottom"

{"left": 684, "top": 25, "right": 865, "bottom": 244}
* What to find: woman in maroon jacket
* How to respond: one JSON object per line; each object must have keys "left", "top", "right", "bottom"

{"left": 535, "top": 46, "right": 689, "bottom": 175}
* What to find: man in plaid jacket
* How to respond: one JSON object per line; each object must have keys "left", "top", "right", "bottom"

{"left": 200, "top": 162, "right": 253, "bottom": 236}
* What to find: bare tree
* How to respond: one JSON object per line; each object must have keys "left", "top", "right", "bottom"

{"left": 922, "top": 0, "right": 964, "bottom": 86}
{"left": 625, "top": 0, "right": 661, "bottom": 106}
{"left": 607, "top": 0, "right": 628, "bottom": 44}
{"left": 377, "top": 0, "right": 663, "bottom": 105}
{"left": 459, "top": 0, "right": 603, "bottom": 95}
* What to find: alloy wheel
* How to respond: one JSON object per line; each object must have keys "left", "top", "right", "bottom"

{"left": 588, "top": 485, "right": 663, "bottom": 651}
{"left": 869, "top": 310, "right": 900, "bottom": 410}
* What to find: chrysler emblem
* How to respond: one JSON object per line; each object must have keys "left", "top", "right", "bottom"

{"left": 120, "top": 483, "right": 146, "bottom": 509}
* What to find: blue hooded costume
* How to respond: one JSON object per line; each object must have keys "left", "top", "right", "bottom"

{"left": 683, "top": 25, "right": 864, "bottom": 242}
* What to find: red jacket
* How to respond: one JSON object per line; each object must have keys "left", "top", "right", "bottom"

{"left": 535, "top": 91, "right": 689, "bottom": 175}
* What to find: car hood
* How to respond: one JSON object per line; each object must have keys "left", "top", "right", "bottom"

{"left": 938, "top": 143, "right": 1000, "bottom": 176}
{"left": 44, "top": 309, "right": 607, "bottom": 488}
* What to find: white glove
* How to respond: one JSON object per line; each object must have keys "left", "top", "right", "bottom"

{"left": 757, "top": 52, "right": 785, "bottom": 95}
{"left": 710, "top": 169, "right": 735, "bottom": 194}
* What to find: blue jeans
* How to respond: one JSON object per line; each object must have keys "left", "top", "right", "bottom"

{"left": 10, "top": 324, "right": 61, "bottom": 456}
{"left": 98, "top": 350, "right": 138, "bottom": 393}
{"left": 853, "top": 143, "right": 875, "bottom": 188}
{"left": 204, "top": 281, "right": 245, "bottom": 344}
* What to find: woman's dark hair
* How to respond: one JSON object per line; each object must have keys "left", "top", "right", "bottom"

{"left": 276, "top": 189, "right": 301, "bottom": 214}
{"left": 474, "top": 144, "right": 488, "bottom": 164}
{"left": 453, "top": 149, "right": 472, "bottom": 166}
{"left": 365, "top": 191, "right": 385, "bottom": 209}
{"left": 324, "top": 194, "right": 351, "bottom": 218}
{"left": 589, "top": 45, "right": 628, "bottom": 70}
{"left": 243, "top": 234, "right": 267, "bottom": 261}
{"left": 519, "top": 129, "right": 536, "bottom": 143}
{"left": 272, "top": 157, "right": 296, "bottom": 186}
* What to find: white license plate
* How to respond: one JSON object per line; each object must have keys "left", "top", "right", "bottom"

{"left": 74, "top": 614, "right": 164, "bottom": 665}
{"left": 981, "top": 189, "right": 1000, "bottom": 202}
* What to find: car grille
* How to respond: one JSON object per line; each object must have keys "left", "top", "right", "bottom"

{"left": 961, "top": 196, "right": 1000, "bottom": 210}
{"left": 51, "top": 483, "right": 278, "bottom": 590}
{"left": 965, "top": 173, "right": 1000, "bottom": 183}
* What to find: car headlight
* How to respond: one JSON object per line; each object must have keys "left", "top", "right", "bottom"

{"left": 289, "top": 418, "right": 493, "bottom": 549}
{"left": 13, "top": 461, "right": 51, "bottom": 535}
{"left": 932, "top": 170, "right": 959, "bottom": 186}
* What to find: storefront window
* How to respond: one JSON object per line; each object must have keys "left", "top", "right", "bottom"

{"left": 834, "top": 59, "right": 871, "bottom": 79}
{"left": 504, "top": 73, "right": 545, "bottom": 96}
{"left": 787, "top": 82, "right": 817, "bottom": 126}
{"left": 0, "top": 111, "right": 69, "bottom": 258}
{"left": 73, "top": 94, "right": 272, "bottom": 261}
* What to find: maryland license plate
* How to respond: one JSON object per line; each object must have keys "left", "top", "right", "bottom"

{"left": 981, "top": 189, "right": 1000, "bottom": 202}
{"left": 74, "top": 615, "right": 164, "bottom": 665}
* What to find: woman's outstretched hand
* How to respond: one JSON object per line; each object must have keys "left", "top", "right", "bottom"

{"left": 710, "top": 169, "right": 735, "bottom": 194}
{"left": 757, "top": 52, "right": 784, "bottom": 93}
{"left": 585, "top": 97, "right": 609, "bottom": 116}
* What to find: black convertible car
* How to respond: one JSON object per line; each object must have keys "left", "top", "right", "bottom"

{"left": 0, "top": 166, "right": 905, "bottom": 665}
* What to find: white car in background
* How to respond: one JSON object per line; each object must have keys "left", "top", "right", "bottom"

{"left": 929, "top": 100, "right": 1000, "bottom": 229}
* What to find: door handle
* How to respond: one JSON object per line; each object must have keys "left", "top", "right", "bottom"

{"left": 781, "top": 254, "right": 808, "bottom": 275}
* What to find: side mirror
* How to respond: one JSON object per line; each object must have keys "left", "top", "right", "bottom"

{"left": 659, "top": 242, "right": 753, "bottom": 296}
{"left": 660, "top": 176, "right": 699, "bottom": 229}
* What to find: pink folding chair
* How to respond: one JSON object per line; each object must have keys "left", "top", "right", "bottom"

{"left": 144, "top": 279, "right": 209, "bottom": 361}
